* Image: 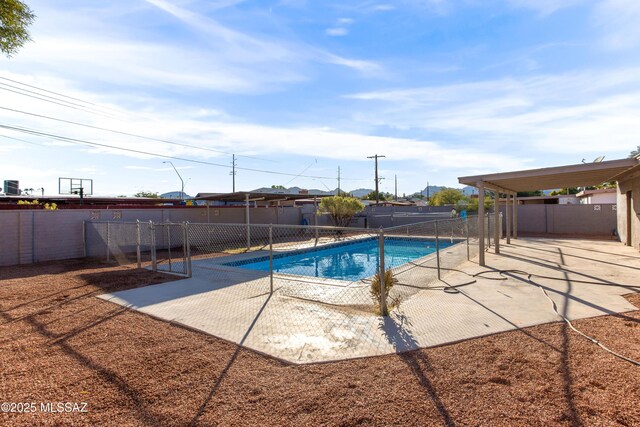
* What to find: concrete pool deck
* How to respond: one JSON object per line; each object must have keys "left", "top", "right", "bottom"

{"left": 99, "top": 238, "right": 640, "bottom": 364}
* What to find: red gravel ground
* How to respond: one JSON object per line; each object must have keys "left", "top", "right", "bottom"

{"left": 1, "top": 259, "right": 639, "bottom": 426}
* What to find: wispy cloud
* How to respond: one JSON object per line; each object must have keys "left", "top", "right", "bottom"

{"left": 505, "top": 0, "right": 587, "bottom": 16}
{"left": 593, "top": 0, "right": 640, "bottom": 49}
{"left": 346, "top": 67, "right": 640, "bottom": 157}
{"left": 326, "top": 27, "right": 349, "bottom": 36}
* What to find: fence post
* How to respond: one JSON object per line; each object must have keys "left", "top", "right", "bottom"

{"left": 150, "top": 221, "right": 157, "bottom": 272}
{"left": 166, "top": 222, "right": 172, "bottom": 272}
{"left": 378, "top": 228, "right": 387, "bottom": 316}
{"left": 185, "top": 222, "right": 192, "bottom": 278}
{"left": 269, "top": 224, "right": 274, "bottom": 294}
{"left": 82, "top": 220, "right": 87, "bottom": 258}
{"left": 435, "top": 220, "right": 441, "bottom": 280}
{"left": 136, "top": 220, "right": 142, "bottom": 268}
{"left": 183, "top": 222, "right": 191, "bottom": 277}
{"left": 450, "top": 220, "right": 454, "bottom": 243}
{"left": 465, "top": 218, "right": 470, "bottom": 261}
{"left": 106, "top": 221, "right": 111, "bottom": 262}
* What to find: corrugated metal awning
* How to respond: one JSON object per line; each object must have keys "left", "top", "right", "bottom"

{"left": 458, "top": 158, "right": 640, "bottom": 192}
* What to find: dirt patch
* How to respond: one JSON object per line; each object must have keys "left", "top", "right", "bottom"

{"left": 1, "top": 261, "right": 639, "bottom": 426}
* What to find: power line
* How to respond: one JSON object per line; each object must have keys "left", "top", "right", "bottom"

{"left": 0, "top": 86, "right": 119, "bottom": 120}
{"left": 0, "top": 75, "right": 124, "bottom": 117}
{"left": 0, "top": 81, "right": 120, "bottom": 119}
{"left": 0, "top": 106, "right": 271, "bottom": 161}
{"left": 0, "top": 123, "right": 368, "bottom": 181}
{"left": 0, "top": 133, "right": 46, "bottom": 146}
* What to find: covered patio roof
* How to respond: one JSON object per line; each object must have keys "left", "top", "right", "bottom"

{"left": 458, "top": 158, "right": 640, "bottom": 192}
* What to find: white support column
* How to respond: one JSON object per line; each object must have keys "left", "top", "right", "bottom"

{"left": 477, "top": 182, "right": 485, "bottom": 266}
{"left": 494, "top": 190, "right": 500, "bottom": 254}
{"left": 513, "top": 194, "right": 518, "bottom": 239}
{"left": 506, "top": 192, "right": 511, "bottom": 244}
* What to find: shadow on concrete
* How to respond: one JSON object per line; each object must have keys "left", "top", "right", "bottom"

{"left": 535, "top": 240, "right": 640, "bottom": 260}
{"left": 510, "top": 242, "right": 640, "bottom": 272}
{"left": 380, "top": 315, "right": 456, "bottom": 427}
{"left": 499, "top": 252, "right": 640, "bottom": 294}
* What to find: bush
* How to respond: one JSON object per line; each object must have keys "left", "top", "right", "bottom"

{"left": 370, "top": 269, "right": 401, "bottom": 316}
{"left": 318, "top": 196, "right": 364, "bottom": 227}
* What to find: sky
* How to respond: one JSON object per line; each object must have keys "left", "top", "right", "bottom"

{"left": 1, "top": 0, "right": 639, "bottom": 197}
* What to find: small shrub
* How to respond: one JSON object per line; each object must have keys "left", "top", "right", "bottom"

{"left": 370, "top": 269, "right": 401, "bottom": 316}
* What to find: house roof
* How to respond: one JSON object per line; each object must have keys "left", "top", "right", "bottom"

{"left": 575, "top": 188, "right": 617, "bottom": 198}
{"left": 458, "top": 158, "right": 640, "bottom": 193}
{"left": 195, "top": 191, "right": 330, "bottom": 203}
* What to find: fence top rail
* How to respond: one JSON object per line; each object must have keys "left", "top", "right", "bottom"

{"left": 183, "top": 222, "right": 376, "bottom": 233}
{"left": 87, "top": 221, "right": 143, "bottom": 225}
{"left": 383, "top": 214, "right": 479, "bottom": 231}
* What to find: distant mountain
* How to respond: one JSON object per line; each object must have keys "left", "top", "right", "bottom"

{"left": 462, "top": 186, "right": 478, "bottom": 196}
{"left": 160, "top": 191, "right": 193, "bottom": 199}
{"left": 348, "top": 188, "right": 375, "bottom": 198}
{"left": 251, "top": 186, "right": 375, "bottom": 197}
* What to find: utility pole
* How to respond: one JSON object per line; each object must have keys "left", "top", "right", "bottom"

{"left": 394, "top": 175, "right": 398, "bottom": 201}
{"left": 337, "top": 166, "right": 341, "bottom": 195}
{"left": 230, "top": 154, "right": 237, "bottom": 192}
{"left": 426, "top": 181, "right": 430, "bottom": 203}
{"left": 367, "top": 154, "right": 385, "bottom": 205}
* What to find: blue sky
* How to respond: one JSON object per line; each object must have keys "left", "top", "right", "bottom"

{"left": 1, "top": 0, "right": 639, "bottom": 196}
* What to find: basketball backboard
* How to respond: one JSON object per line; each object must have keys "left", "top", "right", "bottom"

{"left": 59, "top": 177, "right": 93, "bottom": 196}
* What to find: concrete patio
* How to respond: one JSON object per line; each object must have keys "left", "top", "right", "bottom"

{"left": 99, "top": 237, "right": 640, "bottom": 364}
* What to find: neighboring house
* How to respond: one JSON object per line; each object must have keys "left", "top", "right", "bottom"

{"left": 576, "top": 188, "right": 617, "bottom": 205}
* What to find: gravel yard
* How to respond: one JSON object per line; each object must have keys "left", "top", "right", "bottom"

{"left": 1, "top": 259, "right": 639, "bottom": 426}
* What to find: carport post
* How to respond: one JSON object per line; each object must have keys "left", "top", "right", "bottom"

{"left": 245, "top": 193, "right": 251, "bottom": 250}
{"left": 494, "top": 191, "right": 500, "bottom": 254}
{"left": 513, "top": 194, "right": 518, "bottom": 239}
{"left": 477, "top": 182, "right": 485, "bottom": 266}
{"left": 506, "top": 193, "right": 511, "bottom": 244}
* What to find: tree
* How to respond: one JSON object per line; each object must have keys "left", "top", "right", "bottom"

{"left": 1, "top": 0, "right": 35, "bottom": 57}
{"left": 319, "top": 196, "right": 364, "bottom": 227}
{"left": 429, "top": 188, "right": 463, "bottom": 206}
{"left": 134, "top": 191, "right": 161, "bottom": 198}
{"left": 363, "top": 191, "right": 388, "bottom": 201}
{"left": 271, "top": 185, "right": 286, "bottom": 190}
{"left": 517, "top": 190, "right": 543, "bottom": 197}
{"left": 630, "top": 146, "right": 640, "bottom": 158}
{"left": 550, "top": 188, "right": 579, "bottom": 196}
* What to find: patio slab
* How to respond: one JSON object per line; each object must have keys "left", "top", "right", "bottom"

{"left": 99, "top": 238, "right": 640, "bottom": 364}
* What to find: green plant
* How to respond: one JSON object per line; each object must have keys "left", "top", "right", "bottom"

{"left": 429, "top": 188, "right": 464, "bottom": 206}
{"left": 318, "top": 196, "right": 364, "bottom": 227}
{"left": 1, "top": 0, "right": 35, "bottom": 57}
{"left": 370, "top": 269, "right": 401, "bottom": 316}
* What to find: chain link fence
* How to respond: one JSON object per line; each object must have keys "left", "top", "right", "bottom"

{"left": 85, "top": 215, "right": 498, "bottom": 316}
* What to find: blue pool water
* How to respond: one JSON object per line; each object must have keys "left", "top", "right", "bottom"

{"left": 227, "top": 237, "right": 457, "bottom": 282}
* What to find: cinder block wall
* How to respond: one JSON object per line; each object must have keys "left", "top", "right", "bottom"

{"left": 500, "top": 204, "right": 617, "bottom": 236}
{"left": 0, "top": 206, "right": 304, "bottom": 267}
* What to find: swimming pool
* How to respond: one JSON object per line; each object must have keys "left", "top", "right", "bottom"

{"left": 226, "top": 237, "right": 458, "bottom": 282}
